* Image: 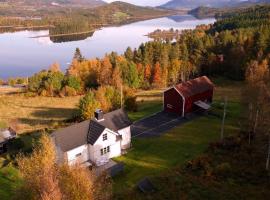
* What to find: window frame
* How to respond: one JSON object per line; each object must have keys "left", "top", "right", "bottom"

{"left": 103, "top": 133, "right": 108, "bottom": 141}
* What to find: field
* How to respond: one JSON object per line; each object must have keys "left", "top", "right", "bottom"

{"left": 0, "top": 94, "right": 81, "bottom": 133}
{"left": 0, "top": 78, "right": 243, "bottom": 199}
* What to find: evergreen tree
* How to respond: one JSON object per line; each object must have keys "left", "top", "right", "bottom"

{"left": 73, "top": 48, "right": 84, "bottom": 62}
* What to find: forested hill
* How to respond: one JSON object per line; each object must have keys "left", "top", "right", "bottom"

{"left": 160, "top": 0, "right": 242, "bottom": 9}
{"left": 160, "top": 0, "right": 270, "bottom": 9}
{"left": 212, "top": 5, "right": 270, "bottom": 31}
{"left": 1, "top": 0, "right": 106, "bottom": 7}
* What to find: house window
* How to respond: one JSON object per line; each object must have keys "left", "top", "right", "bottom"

{"left": 100, "top": 146, "right": 110, "bottom": 156}
{"left": 75, "top": 153, "right": 82, "bottom": 157}
{"left": 103, "top": 133, "right": 108, "bottom": 141}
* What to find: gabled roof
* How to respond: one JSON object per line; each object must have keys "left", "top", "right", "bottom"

{"left": 0, "top": 128, "right": 16, "bottom": 144}
{"left": 174, "top": 76, "right": 214, "bottom": 99}
{"left": 52, "top": 120, "right": 90, "bottom": 152}
{"left": 96, "top": 108, "right": 132, "bottom": 132}
{"left": 87, "top": 120, "right": 106, "bottom": 145}
{"left": 52, "top": 108, "right": 132, "bottom": 152}
{"left": 87, "top": 108, "right": 132, "bottom": 145}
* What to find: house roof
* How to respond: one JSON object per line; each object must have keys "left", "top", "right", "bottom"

{"left": 52, "top": 108, "right": 132, "bottom": 152}
{"left": 52, "top": 120, "right": 90, "bottom": 152}
{"left": 96, "top": 108, "right": 132, "bottom": 132}
{"left": 0, "top": 128, "right": 16, "bottom": 144}
{"left": 174, "top": 76, "right": 214, "bottom": 99}
{"left": 87, "top": 120, "right": 106, "bottom": 145}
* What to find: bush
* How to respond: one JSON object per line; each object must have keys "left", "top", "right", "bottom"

{"left": 185, "top": 155, "right": 213, "bottom": 177}
{"left": 78, "top": 91, "right": 101, "bottom": 119}
{"left": 60, "top": 86, "right": 77, "bottom": 97}
{"left": 125, "top": 96, "right": 138, "bottom": 112}
{"left": 214, "top": 162, "right": 232, "bottom": 177}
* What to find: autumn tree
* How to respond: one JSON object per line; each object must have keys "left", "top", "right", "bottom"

{"left": 111, "top": 65, "right": 122, "bottom": 89}
{"left": 98, "top": 56, "right": 112, "bottom": 86}
{"left": 16, "top": 134, "right": 62, "bottom": 200}
{"left": 49, "top": 62, "right": 61, "bottom": 73}
{"left": 16, "top": 134, "right": 107, "bottom": 200}
{"left": 152, "top": 62, "right": 162, "bottom": 88}
{"left": 58, "top": 164, "right": 94, "bottom": 200}
{"left": 144, "top": 64, "right": 151, "bottom": 81}
{"left": 79, "top": 91, "right": 101, "bottom": 119}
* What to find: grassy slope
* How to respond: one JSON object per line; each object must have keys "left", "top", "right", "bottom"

{"left": 113, "top": 78, "right": 243, "bottom": 194}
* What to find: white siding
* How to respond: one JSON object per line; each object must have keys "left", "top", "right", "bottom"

{"left": 89, "top": 129, "right": 121, "bottom": 165}
{"left": 66, "top": 144, "right": 89, "bottom": 165}
{"left": 118, "top": 126, "right": 131, "bottom": 149}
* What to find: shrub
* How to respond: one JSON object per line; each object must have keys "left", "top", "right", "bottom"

{"left": 78, "top": 91, "right": 101, "bottom": 119}
{"left": 60, "top": 86, "right": 77, "bottom": 97}
{"left": 125, "top": 96, "right": 138, "bottom": 112}
{"left": 8, "top": 78, "right": 16, "bottom": 86}
{"left": 214, "top": 162, "right": 232, "bottom": 178}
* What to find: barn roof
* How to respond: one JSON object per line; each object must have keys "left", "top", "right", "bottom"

{"left": 174, "top": 76, "right": 214, "bottom": 99}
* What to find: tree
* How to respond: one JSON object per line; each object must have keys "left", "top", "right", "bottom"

{"left": 49, "top": 62, "right": 61, "bottom": 73}
{"left": 98, "top": 56, "right": 112, "bottom": 86}
{"left": 58, "top": 164, "right": 94, "bottom": 200}
{"left": 73, "top": 48, "right": 84, "bottom": 62}
{"left": 144, "top": 64, "right": 151, "bottom": 82}
{"left": 124, "top": 47, "right": 134, "bottom": 61}
{"left": 16, "top": 134, "right": 104, "bottom": 200}
{"left": 78, "top": 91, "right": 101, "bottom": 119}
{"left": 152, "top": 62, "right": 162, "bottom": 88}
{"left": 63, "top": 75, "right": 81, "bottom": 92}
{"left": 16, "top": 134, "right": 62, "bottom": 200}
{"left": 44, "top": 71, "right": 64, "bottom": 96}
{"left": 111, "top": 65, "right": 122, "bottom": 89}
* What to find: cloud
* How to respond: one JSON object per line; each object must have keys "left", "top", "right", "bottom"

{"left": 104, "top": 0, "right": 169, "bottom": 6}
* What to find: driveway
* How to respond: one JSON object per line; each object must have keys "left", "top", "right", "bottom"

{"left": 131, "top": 112, "right": 193, "bottom": 138}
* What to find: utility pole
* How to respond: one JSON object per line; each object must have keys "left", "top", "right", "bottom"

{"left": 266, "top": 134, "right": 270, "bottom": 171}
{"left": 120, "top": 84, "right": 123, "bottom": 108}
{"left": 221, "top": 96, "right": 228, "bottom": 140}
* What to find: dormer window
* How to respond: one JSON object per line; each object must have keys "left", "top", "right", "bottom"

{"left": 103, "top": 133, "right": 108, "bottom": 141}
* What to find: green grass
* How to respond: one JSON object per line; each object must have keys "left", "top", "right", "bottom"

{"left": 128, "top": 101, "right": 163, "bottom": 122}
{"left": 114, "top": 105, "right": 240, "bottom": 193}
{"left": 0, "top": 165, "right": 21, "bottom": 200}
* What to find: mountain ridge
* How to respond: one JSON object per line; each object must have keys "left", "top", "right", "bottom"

{"left": 0, "top": 0, "right": 106, "bottom": 7}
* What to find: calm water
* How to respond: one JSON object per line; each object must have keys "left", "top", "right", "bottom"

{"left": 0, "top": 15, "right": 215, "bottom": 79}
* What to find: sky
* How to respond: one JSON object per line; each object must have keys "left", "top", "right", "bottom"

{"left": 104, "top": 0, "right": 170, "bottom": 6}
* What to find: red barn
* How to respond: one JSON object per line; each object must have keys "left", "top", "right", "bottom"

{"left": 163, "top": 76, "right": 214, "bottom": 117}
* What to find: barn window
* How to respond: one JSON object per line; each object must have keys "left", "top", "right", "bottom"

{"left": 103, "top": 133, "right": 108, "bottom": 141}
{"left": 167, "top": 104, "right": 173, "bottom": 109}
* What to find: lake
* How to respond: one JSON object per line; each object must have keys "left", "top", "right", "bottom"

{"left": 0, "top": 15, "right": 215, "bottom": 79}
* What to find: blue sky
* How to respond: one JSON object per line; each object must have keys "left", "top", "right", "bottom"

{"left": 104, "top": 0, "right": 170, "bottom": 6}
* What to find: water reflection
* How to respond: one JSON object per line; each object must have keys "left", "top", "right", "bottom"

{"left": 0, "top": 15, "right": 215, "bottom": 79}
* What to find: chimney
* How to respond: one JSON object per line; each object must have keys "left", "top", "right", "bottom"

{"left": 94, "top": 109, "right": 104, "bottom": 121}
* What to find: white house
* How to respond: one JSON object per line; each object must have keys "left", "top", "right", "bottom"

{"left": 52, "top": 109, "right": 132, "bottom": 166}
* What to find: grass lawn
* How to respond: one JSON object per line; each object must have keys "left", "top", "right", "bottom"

{"left": 128, "top": 101, "right": 163, "bottom": 122}
{"left": 0, "top": 165, "right": 21, "bottom": 200}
